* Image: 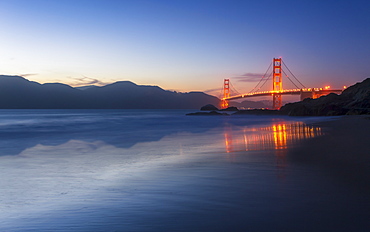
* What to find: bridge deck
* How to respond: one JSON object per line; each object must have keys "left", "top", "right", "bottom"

{"left": 225, "top": 88, "right": 343, "bottom": 101}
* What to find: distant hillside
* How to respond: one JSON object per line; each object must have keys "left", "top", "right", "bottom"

{"left": 75, "top": 85, "right": 97, "bottom": 90}
{"left": 229, "top": 100, "right": 271, "bottom": 109}
{"left": 0, "top": 75, "right": 220, "bottom": 109}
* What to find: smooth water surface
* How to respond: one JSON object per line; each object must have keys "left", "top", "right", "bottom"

{"left": 0, "top": 110, "right": 368, "bottom": 231}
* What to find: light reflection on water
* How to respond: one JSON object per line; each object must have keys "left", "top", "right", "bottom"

{"left": 223, "top": 121, "right": 323, "bottom": 179}
{"left": 224, "top": 121, "right": 323, "bottom": 153}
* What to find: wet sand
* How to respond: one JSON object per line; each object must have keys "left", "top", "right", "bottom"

{"left": 289, "top": 115, "right": 370, "bottom": 193}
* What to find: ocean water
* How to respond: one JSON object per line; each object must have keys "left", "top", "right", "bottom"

{"left": 0, "top": 110, "right": 368, "bottom": 231}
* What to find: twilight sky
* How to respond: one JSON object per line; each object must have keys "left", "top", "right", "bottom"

{"left": 0, "top": 0, "right": 369, "bottom": 97}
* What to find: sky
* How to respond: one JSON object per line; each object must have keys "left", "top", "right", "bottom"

{"left": 0, "top": 0, "right": 369, "bottom": 97}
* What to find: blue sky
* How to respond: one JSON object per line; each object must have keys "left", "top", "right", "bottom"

{"left": 0, "top": 0, "right": 369, "bottom": 97}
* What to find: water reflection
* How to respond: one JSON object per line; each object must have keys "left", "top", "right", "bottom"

{"left": 224, "top": 121, "right": 323, "bottom": 153}
{"left": 224, "top": 121, "right": 323, "bottom": 178}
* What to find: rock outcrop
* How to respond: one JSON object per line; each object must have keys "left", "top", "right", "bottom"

{"left": 200, "top": 104, "right": 219, "bottom": 111}
{"left": 186, "top": 111, "right": 229, "bottom": 116}
{"left": 220, "top": 106, "right": 239, "bottom": 111}
{"left": 280, "top": 78, "right": 370, "bottom": 116}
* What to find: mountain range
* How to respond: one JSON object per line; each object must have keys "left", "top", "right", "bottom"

{"left": 0, "top": 75, "right": 220, "bottom": 109}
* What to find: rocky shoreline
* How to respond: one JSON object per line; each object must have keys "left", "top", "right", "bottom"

{"left": 280, "top": 78, "right": 370, "bottom": 116}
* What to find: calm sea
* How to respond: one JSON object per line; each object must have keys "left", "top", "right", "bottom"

{"left": 0, "top": 109, "right": 368, "bottom": 231}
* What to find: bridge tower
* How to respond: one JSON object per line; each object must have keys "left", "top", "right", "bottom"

{"left": 272, "top": 58, "right": 282, "bottom": 109}
{"left": 221, "top": 79, "right": 230, "bottom": 108}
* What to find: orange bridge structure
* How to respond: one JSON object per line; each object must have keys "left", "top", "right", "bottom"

{"left": 221, "top": 58, "right": 344, "bottom": 110}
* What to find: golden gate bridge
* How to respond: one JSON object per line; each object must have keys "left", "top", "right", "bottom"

{"left": 221, "top": 58, "right": 344, "bottom": 110}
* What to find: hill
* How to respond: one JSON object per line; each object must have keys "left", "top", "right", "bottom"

{"left": 280, "top": 78, "right": 370, "bottom": 116}
{"left": 229, "top": 100, "right": 271, "bottom": 109}
{"left": 0, "top": 75, "right": 220, "bottom": 109}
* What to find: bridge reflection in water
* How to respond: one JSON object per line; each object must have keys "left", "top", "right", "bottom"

{"left": 224, "top": 121, "right": 323, "bottom": 177}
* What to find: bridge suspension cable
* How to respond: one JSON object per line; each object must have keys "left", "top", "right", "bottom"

{"left": 220, "top": 57, "right": 343, "bottom": 110}
{"left": 282, "top": 69, "right": 301, "bottom": 89}
{"left": 282, "top": 60, "right": 306, "bottom": 88}
{"left": 218, "top": 79, "right": 241, "bottom": 100}
{"left": 218, "top": 87, "right": 224, "bottom": 100}
{"left": 256, "top": 70, "right": 272, "bottom": 92}
{"left": 249, "top": 61, "right": 273, "bottom": 93}
{"left": 229, "top": 81, "right": 241, "bottom": 96}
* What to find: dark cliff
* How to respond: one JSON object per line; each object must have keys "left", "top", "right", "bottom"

{"left": 280, "top": 78, "right": 370, "bottom": 116}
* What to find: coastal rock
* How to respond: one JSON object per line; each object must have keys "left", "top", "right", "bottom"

{"left": 220, "top": 106, "right": 239, "bottom": 111}
{"left": 186, "top": 111, "right": 229, "bottom": 116}
{"left": 280, "top": 78, "right": 370, "bottom": 116}
{"left": 200, "top": 104, "right": 219, "bottom": 111}
{"left": 341, "top": 78, "right": 370, "bottom": 109}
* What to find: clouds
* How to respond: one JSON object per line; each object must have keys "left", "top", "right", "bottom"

{"left": 67, "top": 76, "right": 110, "bottom": 87}
{"left": 232, "top": 73, "right": 265, "bottom": 82}
{"left": 20, "top": 73, "right": 38, "bottom": 77}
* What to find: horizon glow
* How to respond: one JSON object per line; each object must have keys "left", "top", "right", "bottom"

{"left": 0, "top": 0, "right": 369, "bottom": 97}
